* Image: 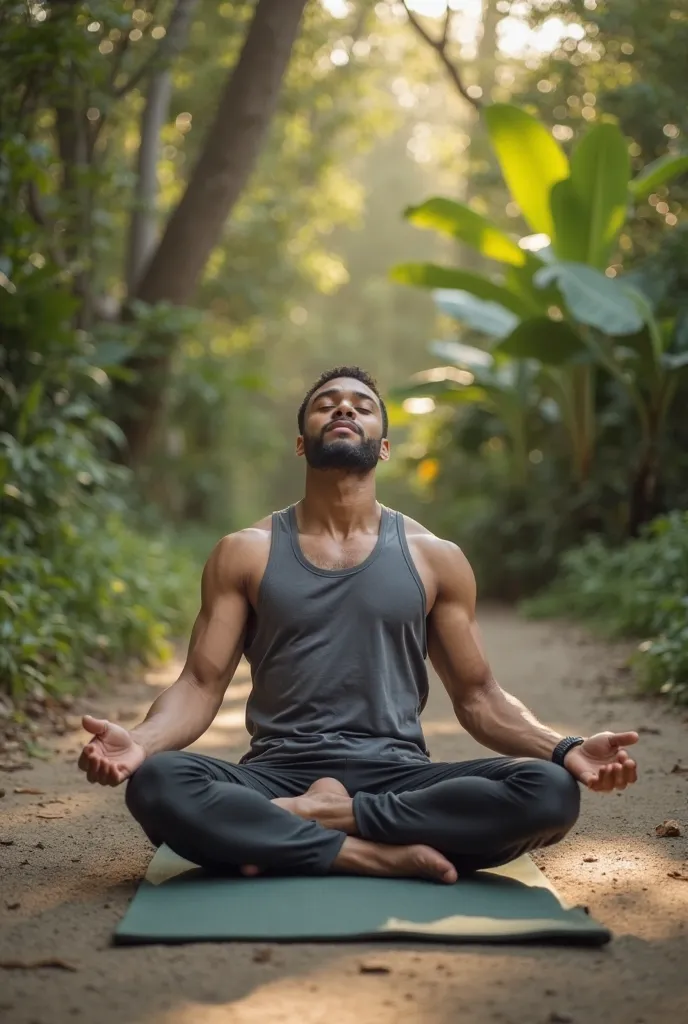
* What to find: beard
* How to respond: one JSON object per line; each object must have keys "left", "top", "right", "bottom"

{"left": 303, "top": 429, "right": 382, "bottom": 473}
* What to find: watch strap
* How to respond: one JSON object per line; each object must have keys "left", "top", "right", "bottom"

{"left": 552, "top": 736, "right": 585, "bottom": 766}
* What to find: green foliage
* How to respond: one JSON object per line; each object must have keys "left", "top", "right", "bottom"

{"left": 483, "top": 103, "right": 569, "bottom": 238}
{"left": 519, "top": 0, "right": 688, "bottom": 264}
{"left": 0, "top": 313, "right": 199, "bottom": 699}
{"left": 522, "top": 514, "right": 688, "bottom": 704}
{"left": 393, "top": 103, "right": 688, "bottom": 504}
{"left": 0, "top": 116, "right": 198, "bottom": 700}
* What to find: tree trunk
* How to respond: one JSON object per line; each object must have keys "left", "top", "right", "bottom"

{"left": 126, "top": 0, "right": 200, "bottom": 293}
{"left": 118, "top": 0, "right": 309, "bottom": 463}
{"left": 137, "top": 0, "right": 308, "bottom": 305}
{"left": 127, "top": 70, "right": 173, "bottom": 293}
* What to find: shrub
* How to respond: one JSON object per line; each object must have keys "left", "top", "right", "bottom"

{"left": 0, "top": 278, "right": 199, "bottom": 701}
{"left": 522, "top": 513, "right": 688, "bottom": 704}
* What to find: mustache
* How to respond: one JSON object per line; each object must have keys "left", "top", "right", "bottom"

{"left": 322, "top": 419, "right": 362, "bottom": 438}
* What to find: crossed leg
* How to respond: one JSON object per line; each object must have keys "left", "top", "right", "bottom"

{"left": 125, "top": 752, "right": 458, "bottom": 882}
{"left": 274, "top": 757, "right": 581, "bottom": 875}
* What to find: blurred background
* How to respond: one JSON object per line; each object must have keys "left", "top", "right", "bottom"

{"left": 2, "top": 0, "right": 687, "bottom": 711}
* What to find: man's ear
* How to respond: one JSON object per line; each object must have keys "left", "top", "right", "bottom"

{"left": 379, "top": 438, "right": 391, "bottom": 462}
{"left": 296, "top": 435, "right": 305, "bottom": 457}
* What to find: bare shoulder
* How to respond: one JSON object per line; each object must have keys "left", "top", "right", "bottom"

{"left": 402, "top": 515, "right": 469, "bottom": 566}
{"left": 402, "top": 514, "right": 475, "bottom": 598}
{"left": 205, "top": 516, "right": 273, "bottom": 589}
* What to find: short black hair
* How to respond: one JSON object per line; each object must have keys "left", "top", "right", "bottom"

{"left": 297, "top": 365, "right": 388, "bottom": 436}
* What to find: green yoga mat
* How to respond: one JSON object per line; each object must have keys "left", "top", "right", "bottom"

{"left": 114, "top": 846, "right": 610, "bottom": 946}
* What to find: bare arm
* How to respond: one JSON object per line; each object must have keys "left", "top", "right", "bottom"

{"left": 426, "top": 541, "right": 639, "bottom": 792}
{"left": 427, "top": 541, "right": 563, "bottom": 759}
{"left": 128, "top": 534, "right": 250, "bottom": 756}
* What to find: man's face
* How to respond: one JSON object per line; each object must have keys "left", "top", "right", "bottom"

{"left": 298, "top": 377, "right": 390, "bottom": 472}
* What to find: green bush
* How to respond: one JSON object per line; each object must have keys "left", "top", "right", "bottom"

{"left": 0, "top": 260, "right": 200, "bottom": 701}
{"left": 522, "top": 513, "right": 688, "bottom": 704}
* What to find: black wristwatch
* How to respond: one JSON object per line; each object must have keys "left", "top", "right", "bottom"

{"left": 552, "top": 736, "right": 585, "bottom": 767}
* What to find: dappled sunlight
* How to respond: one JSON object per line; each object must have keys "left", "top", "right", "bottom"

{"left": 541, "top": 831, "right": 688, "bottom": 942}
{"left": 144, "top": 660, "right": 184, "bottom": 689}
{"left": 151, "top": 961, "right": 436, "bottom": 1024}
{"left": 192, "top": 708, "right": 249, "bottom": 750}
{"left": 224, "top": 681, "right": 253, "bottom": 703}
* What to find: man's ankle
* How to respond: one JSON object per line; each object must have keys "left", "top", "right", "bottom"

{"left": 312, "top": 795, "right": 358, "bottom": 835}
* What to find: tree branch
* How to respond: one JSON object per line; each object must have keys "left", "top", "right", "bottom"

{"left": 401, "top": 1, "right": 482, "bottom": 111}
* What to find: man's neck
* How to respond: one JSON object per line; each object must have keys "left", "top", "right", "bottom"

{"left": 299, "top": 469, "right": 380, "bottom": 537}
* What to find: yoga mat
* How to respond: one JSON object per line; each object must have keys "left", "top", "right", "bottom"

{"left": 114, "top": 845, "right": 610, "bottom": 946}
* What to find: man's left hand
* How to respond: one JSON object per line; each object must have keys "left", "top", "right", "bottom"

{"left": 564, "top": 731, "right": 639, "bottom": 792}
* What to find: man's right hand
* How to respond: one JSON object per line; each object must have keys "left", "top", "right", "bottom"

{"left": 78, "top": 714, "right": 146, "bottom": 786}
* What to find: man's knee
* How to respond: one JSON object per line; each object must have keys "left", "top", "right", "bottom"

{"left": 125, "top": 750, "right": 182, "bottom": 822}
{"left": 517, "top": 760, "right": 581, "bottom": 836}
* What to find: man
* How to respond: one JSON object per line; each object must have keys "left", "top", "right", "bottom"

{"left": 78, "top": 366, "right": 638, "bottom": 884}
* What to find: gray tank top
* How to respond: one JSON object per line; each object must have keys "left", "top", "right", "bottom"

{"left": 242, "top": 504, "right": 430, "bottom": 764}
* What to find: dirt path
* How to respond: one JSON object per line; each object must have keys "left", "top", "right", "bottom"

{"left": 1, "top": 607, "right": 687, "bottom": 1024}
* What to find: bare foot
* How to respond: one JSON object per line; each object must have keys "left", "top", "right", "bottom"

{"left": 272, "top": 777, "right": 357, "bottom": 834}
{"left": 335, "top": 836, "right": 457, "bottom": 885}
{"left": 242, "top": 778, "right": 352, "bottom": 876}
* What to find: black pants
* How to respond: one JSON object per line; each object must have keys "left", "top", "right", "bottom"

{"left": 125, "top": 752, "right": 580, "bottom": 876}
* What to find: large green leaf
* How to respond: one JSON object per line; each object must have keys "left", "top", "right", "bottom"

{"left": 433, "top": 289, "right": 520, "bottom": 338}
{"left": 405, "top": 198, "right": 526, "bottom": 267}
{"left": 496, "top": 318, "right": 587, "bottom": 365}
{"left": 389, "top": 377, "right": 489, "bottom": 404}
{"left": 484, "top": 104, "right": 569, "bottom": 237}
{"left": 504, "top": 255, "right": 553, "bottom": 313}
{"left": 629, "top": 152, "right": 688, "bottom": 201}
{"left": 661, "top": 351, "right": 688, "bottom": 371}
{"left": 390, "top": 262, "right": 533, "bottom": 317}
{"left": 568, "top": 123, "right": 630, "bottom": 268}
{"left": 550, "top": 178, "right": 590, "bottom": 263}
{"left": 428, "top": 339, "right": 495, "bottom": 370}
{"left": 535, "top": 262, "right": 644, "bottom": 336}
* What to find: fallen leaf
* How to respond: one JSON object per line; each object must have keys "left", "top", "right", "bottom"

{"left": 14, "top": 787, "right": 45, "bottom": 795}
{"left": 667, "top": 871, "right": 688, "bottom": 881}
{"left": 359, "top": 961, "right": 391, "bottom": 975}
{"left": 670, "top": 762, "right": 688, "bottom": 775}
{"left": 0, "top": 762, "right": 32, "bottom": 772}
{"left": 582, "top": 856, "right": 598, "bottom": 863}
{"left": 251, "top": 948, "right": 273, "bottom": 964}
{"left": 36, "top": 811, "right": 65, "bottom": 820}
{"left": 0, "top": 957, "right": 78, "bottom": 972}
{"left": 655, "top": 820, "right": 682, "bottom": 838}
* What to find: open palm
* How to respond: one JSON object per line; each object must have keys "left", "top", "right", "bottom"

{"left": 564, "top": 731, "right": 639, "bottom": 792}
{"left": 77, "top": 715, "right": 146, "bottom": 786}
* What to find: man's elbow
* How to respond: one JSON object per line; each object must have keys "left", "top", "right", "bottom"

{"left": 452, "top": 674, "right": 500, "bottom": 725}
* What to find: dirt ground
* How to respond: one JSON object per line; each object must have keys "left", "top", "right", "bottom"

{"left": 1, "top": 606, "right": 687, "bottom": 1024}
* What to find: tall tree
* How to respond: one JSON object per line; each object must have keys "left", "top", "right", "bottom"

{"left": 118, "top": 0, "right": 310, "bottom": 460}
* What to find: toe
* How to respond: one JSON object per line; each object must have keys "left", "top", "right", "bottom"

{"left": 241, "top": 865, "right": 261, "bottom": 877}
